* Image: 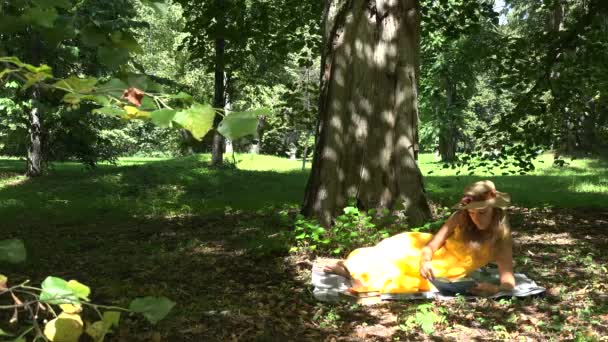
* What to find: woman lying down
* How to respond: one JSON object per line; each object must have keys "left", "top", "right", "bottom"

{"left": 321, "top": 180, "right": 516, "bottom": 297}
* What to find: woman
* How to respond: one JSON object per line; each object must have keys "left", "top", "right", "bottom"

{"left": 322, "top": 180, "right": 516, "bottom": 296}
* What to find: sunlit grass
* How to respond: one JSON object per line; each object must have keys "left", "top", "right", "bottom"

{"left": 419, "top": 152, "right": 607, "bottom": 208}
{"left": 0, "top": 152, "right": 605, "bottom": 229}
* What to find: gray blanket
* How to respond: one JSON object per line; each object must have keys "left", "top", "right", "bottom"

{"left": 312, "top": 264, "right": 546, "bottom": 303}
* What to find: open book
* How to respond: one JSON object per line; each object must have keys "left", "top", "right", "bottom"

{"left": 429, "top": 277, "right": 477, "bottom": 295}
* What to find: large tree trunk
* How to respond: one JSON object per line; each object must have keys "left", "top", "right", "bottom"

{"left": 211, "top": 37, "right": 226, "bottom": 166}
{"left": 302, "top": 0, "right": 431, "bottom": 227}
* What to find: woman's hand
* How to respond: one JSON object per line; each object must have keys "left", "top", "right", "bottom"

{"left": 419, "top": 261, "right": 435, "bottom": 280}
{"left": 469, "top": 282, "right": 500, "bottom": 296}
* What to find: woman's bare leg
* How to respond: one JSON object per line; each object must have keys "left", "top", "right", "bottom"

{"left": 315, "top": 258, "right": 365, "bottom": 291}
{"left": 314, "top": 258, "right": 350, "bottom": 277}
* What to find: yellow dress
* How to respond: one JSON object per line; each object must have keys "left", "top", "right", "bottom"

{"left": 343, "top": 225, "right": 493, "bottom": 293}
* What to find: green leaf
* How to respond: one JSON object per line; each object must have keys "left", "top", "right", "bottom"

{"left": 33, "top": 0, "right": 72, "bottom": 9}
{"left": 102, "top": 311, "right": 121, "bottom": 329}
{"left": 126, "top": 73, "right": 150, "bottom": 90}
{"left": 22, "top": 6, "right": 58, "bottom": 28}
{"left": 0, "top": 239, "right": 26, "bottom": 264}
{"left": 85, "top": 321, "right": 108, "bottom": 341}
{"left": 53, "top": 76, "right": 98, "bottom": 93}
{"left": 42, "top": 18, "right": 77, "bottom": 45}
{"left": 67, "top": 280, "right": 90, "bottom": 301}
{"left": 150, "top": 109, "right": 177, "bottom": 127}
{"left": 140, "top": 96, "right": 157, "bottom": 111}
{"left": 80, "top": 25, "right": 108, "bottom": 47}
{"left": 97, "top": 46, "right": 129, "bottom": 69}
{"left": 0, "top": 327, "right": 14, "bottom": 336}
{"left": 217, "top": 108, "right": 270, "bottom": 140}
{"left": 97, "top": 78, "right": 128, "bottom": 98}
{"left": 40, "top": 276, "right": 79, "bottom": 304}
{"left": 61, "top": 93, "right": 83, "bottom": 105}
{"left": 172, "top": 103, "right": 215, "bottom": 140}
{"left": 111, "top": 32, "right": 143, "bottom": 54}
{"left": 23, "top": 63, "right": 52, "bottom": 75}
{"left": 0, "top": 15, "right": 26, "bottom": 33}
{"left": 168, "top": 92, "right": 193, "bottom": 101}
{"left": 22, "top": 71, "right": 52, "bottom": 90}
{"left": 93, "top": 106, "right": 125, "bottom": 117}
{"left": 129, "top": 296, "right": 175, "bottom": 324}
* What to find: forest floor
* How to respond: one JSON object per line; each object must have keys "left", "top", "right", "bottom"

{"left": 0, "top": 154, "right": 607, "bottom": 341}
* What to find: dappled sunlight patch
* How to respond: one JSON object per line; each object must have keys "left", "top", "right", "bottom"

{"left": 570, "top": 179, "right": 608, "bottom": 193}
{"left": 0, "top": 198, "right": 25, "bottom": 208}
{"left": 514, "top": 232, "right": 576, "bottom": 245}
{"left": 0, "top": 174, "right": 27, "bottom": 188}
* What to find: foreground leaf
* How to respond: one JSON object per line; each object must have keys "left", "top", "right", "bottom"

{"left": 122, "top": 87, "right": 145, "bottom": 107}
{"left": 0, "top": 274, "right": 7, "bottom": 289}
{"left": 44, "top": 312, "right": 83, "bottom": 342}
{"left": 97, "top": 46, "right": 129, "bottom": 69}
{"left": 0, "top": 239, "right": 26, "bottom": 264}
{"left": 172, "top": 103, "right": 215, "bottom": 140}
{"left": 97, "top": 78, "right": 128, "bottom": 98}
{"left": 85, "top": 321, "right": 108, "bottom": 342}
{"left": 93, "top": 106, "right": 125, "bottom": 117}
{"left": 59, "top": 303, "right": 82, "bottom": 314}
{"left": 22, "top": 6, "right": 58, "bottom": 28}
{"left": 150, "top": 109, "right": 177, "bottom": 127}
{"left": 102, "top": 311, "right": 121, "bottom": 329}
{"left": 67, "top": 280, "right": 90, "bottom": 301}
{"left": 53, "top": 76, "right": 97, "bottom": 93}
{"left": 217, "top": 108, "right": 270, "bottom": 140}
{"left": 129, "top": 296, "right": 175, "bottom": 324}
{"left": 40, "top": 277, "right": 78, "bottom": 304}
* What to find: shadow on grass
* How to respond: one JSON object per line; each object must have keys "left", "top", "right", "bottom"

{"left": 0, "top": 155, "right": 309, "bottom": 228}
{"left": 0, "top": 156, "right": 385, "bottom": 340}
{"left": 0, "top": 209, "right": 389, "bottom": 340}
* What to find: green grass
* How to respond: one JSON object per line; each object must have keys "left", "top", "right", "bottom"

{"left": 0, "top": 153, "right": 605, "bottom": 230}
{"left": 0, "top": 154, "right": 308, "bottom": 228}
{"left": 418, "top": 153, "right": 608, "bottom": 209}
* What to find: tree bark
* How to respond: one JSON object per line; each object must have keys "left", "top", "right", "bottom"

{"left": 211, "top": 37, "right": 226, "bottom": 166}
{"left": 439, "top": 77, "right": 457, "bottom": 162}
{"left": 303, "top": 0, "right": 431, "bottom": 227}
{"left": 26, "top": 34, "right": 44, "bottom": 177}
{"left": 27, "top": 86, "right": 43, "bottom": 177}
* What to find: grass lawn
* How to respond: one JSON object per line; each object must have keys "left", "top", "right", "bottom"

{"left": 0, "top": 153, "right": 606, "bottom": 340}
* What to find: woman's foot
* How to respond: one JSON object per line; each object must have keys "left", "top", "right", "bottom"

{"left": 315, "top": 259, "right": 351, "bottom": 278}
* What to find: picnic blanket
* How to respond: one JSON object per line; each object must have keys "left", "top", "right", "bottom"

{"left": 312, "top": 262, "right": 546, "bottom": 303}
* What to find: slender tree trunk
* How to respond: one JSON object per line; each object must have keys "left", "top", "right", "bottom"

{"left": 179, "top": 129, "right": 195, "bottom": 155}
{"left": 439, "top": 77, "right": 457, "bottom": 162}
{"left": 303, "top": 0, "right": 431, "bottom": 227}
{"left": 27, "top": 86, "right": 43, "bottom": 177}
{"left": 26, "top": 35, "right": 43, "bottom": 177}
{"left": 211, "top": 37, "right": 226, "bottom": 166}
{"left": 547, "top": 0, "right": 575, "bottom": 158}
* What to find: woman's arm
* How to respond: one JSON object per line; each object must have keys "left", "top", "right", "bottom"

{"left": 495, "top": 237, "right": 515, "bottom": 290}
{"left": 471, "top": 237, "right": 516, "bottom": 296}
{"left": 419, "top": 212, "right": 460, "bottom": 279}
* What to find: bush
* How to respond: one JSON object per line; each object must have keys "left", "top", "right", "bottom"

{"left": 290, "top": 203, "right": 404, "bottom": 257}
